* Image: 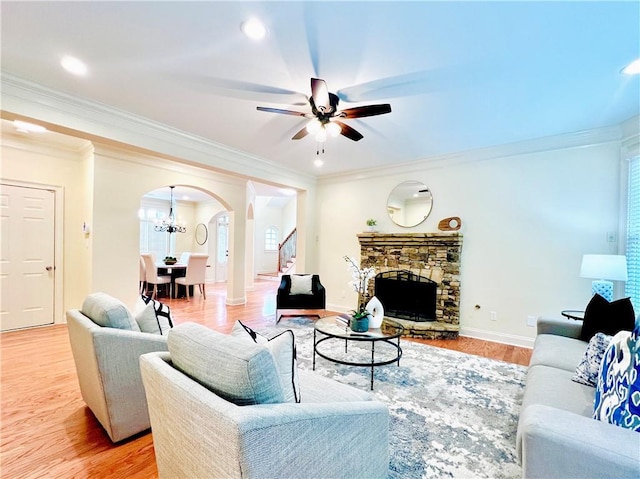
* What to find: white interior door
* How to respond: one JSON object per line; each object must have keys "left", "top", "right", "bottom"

{"left": 0, "top": 184, "right": 55, "bottom": 331}
{"left": 215, "top": 214, "right": 229, "bottom": 282}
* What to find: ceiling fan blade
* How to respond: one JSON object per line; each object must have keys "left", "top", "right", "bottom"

{"left": 339, "top": 104, "right": 392, "bottom": 119}
{"left": 311, "top": 78, "right": 331, "bottom": 111}
{"left": 292, "top": 127, "right": 309, "bottom": 140}
{"left": 334, "top": 121, "right": 363, "bottom": 142}
{"left": 257, "top": 106, "right": 307, "bottom": 116}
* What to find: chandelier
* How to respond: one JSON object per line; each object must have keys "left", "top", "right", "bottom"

{"left": 154, "top": 186, "right": 186, "bottom": 234}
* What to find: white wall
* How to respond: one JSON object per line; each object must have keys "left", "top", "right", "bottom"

{"left": 254, "top": 197, "right": 282, "bottom": 274}
{"left": 3, "top": 98, "right": 630, "bottom": 343}
{"left": 1, "top": 131, "right": 319, "bottom": 320}
{"left": 89, "top": 144, "right": 251, "bottom": 308}
{"left": 282, "top": 197, "right": 296, "bottom": 237}
{"left": 317, "top": 138, "right": 624, "bottom": 346}
{"left": 1, "top": 135, "right": 93, "bottom": 323}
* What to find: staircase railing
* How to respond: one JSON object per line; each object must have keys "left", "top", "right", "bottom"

{"left": 278, "top": 228, "right": 297, "bottom": 273}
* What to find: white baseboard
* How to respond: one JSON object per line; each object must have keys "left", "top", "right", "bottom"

{"left": 226, "top": 296, "right": 247, "bottom": 306}
{"left": 460, "top": 327, "right": 534, "bottom": 349}
{"left": 326, "top": 304, "right": 536, "bottom": 349}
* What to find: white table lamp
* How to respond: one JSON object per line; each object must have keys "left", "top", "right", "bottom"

{"left": 580, "top": 254, "right": 628, "bottom": 302}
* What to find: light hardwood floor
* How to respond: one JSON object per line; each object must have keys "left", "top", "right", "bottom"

{"left": 1, "top": 280, "right": 531, "bottom": 478}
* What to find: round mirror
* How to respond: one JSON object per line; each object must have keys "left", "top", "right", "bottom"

{"left": 387, "top": 181, "right": 433, "bottom": 227}
{"left": 195, "top": 223, "right": 208, "bottom": 245}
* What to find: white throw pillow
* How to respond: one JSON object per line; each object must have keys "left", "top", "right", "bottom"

{"left": 231, "top": 321, "right": 300, "bottom": 402}
{"left": 290, "top": 274, "right": 313, "bottom": 295}
{"left": 133, "top": 298, "right": 160, "bottom": 334}
{"left": 134, "top": 295, "right": 173, "bottom": 335}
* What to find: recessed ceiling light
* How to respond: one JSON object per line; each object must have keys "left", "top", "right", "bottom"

{"left": 314, "top": 159, "right": 324, "bottom": 168}
{"left": 13, "top": 120, "right": 47, "bottom": 133}
{"left": 241, "top": 18, "right": 267, "bottom": 41}
{"left": 622, "top": 58, "right": 640, "bottom": 75}
{"left": 61, "top": 55, "right": 88, "bottom": 76}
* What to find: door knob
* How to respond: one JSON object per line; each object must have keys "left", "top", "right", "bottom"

{"left": 46, "top": 266, "right": 54, "bottom": 271}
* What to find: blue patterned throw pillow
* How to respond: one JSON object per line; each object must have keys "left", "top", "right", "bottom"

{"left": 572, "top": 332, "right": 612, "bottom": 387}
{"left": 593, "top": 322, "right": 640, "bottom": 431}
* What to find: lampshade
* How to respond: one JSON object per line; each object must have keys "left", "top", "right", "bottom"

{"left": 580, "top": 254, "right": 628, "bottom": 281}
{"left": 326, "top": 121, "right": 341, "bottom": 137}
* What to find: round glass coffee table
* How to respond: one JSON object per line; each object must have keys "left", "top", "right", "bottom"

{"left": 313, "top": 316, "right": 404, "bottom": 390}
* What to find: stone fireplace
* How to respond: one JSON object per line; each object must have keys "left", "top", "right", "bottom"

{"left": 358, "top": 233, "right": 463, "bottom": 339}
{"left": 375, "top": 270, "right": 437, "bottom": 322}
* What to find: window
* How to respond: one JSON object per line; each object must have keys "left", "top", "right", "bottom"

{"left": 265, "top": 226, "right": 278, "bottom": 251}
{"left": 625, "top": 156, "right": 640, "bottom": 313}
{"left": 139, "top": 202, "right": 175, "bottom": 259}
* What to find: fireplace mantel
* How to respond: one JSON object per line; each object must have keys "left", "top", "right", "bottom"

{"left": 358, "top": 232, "right": 463, "bottom": 339}
{"left": 358, "top": 232, "right": 462, "bottom": 246}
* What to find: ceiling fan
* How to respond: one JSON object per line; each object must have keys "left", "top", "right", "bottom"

{"left": 257, "top": 78, "right": 391, "bottom": 146}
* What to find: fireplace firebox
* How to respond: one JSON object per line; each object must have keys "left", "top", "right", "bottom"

{"left": 374, "top": 270, "right": 437, "bottom": 322}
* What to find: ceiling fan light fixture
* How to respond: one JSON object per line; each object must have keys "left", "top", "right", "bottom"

{"left": 326, "top": 121, "right": 341, "bottom": 137}
{"left": 241, "top": 18, "right": 267, "bottom": 41}
{"left": 315, "top": 128, "right": 327, "bottom": 143}
{"left": 306, "top": 119, "right": 322, "bottom": 134}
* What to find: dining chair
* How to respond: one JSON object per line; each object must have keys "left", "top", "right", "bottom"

{"left": 139, "top": 256, "right": 146, "bottom": 294}
{"left": 141, "top": 253, "right": 172, "bottom": 299}
{"left": 175, "top": 254, "right": 208, "bottom": 300}
{"left": 179, "top": 252, "right": 191, "bottom": 265}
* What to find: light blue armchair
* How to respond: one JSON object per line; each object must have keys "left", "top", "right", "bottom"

{"left": 140, "top": 323, "right": 389, "bottom": 479}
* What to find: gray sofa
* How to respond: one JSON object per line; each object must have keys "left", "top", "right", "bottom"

{"left": 66, "top": 293, "right": 169, "bottom": 442}
{"left": 140, "top": 322, "right": 389, "bottom": 479}
{"left": 517, "top": 317, "right": 640, "bottom": 479}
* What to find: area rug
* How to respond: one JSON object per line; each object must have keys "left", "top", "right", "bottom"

{"left": 263, "top": 317, "right": 527, "bottom": 479}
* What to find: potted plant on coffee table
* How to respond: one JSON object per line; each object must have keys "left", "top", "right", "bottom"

{"left": 344, "top": 255, "right": 376, "bottom": 332}
{"left": 349, "top": 307, "right": 370, "bottom": 332}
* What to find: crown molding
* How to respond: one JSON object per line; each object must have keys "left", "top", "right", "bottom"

{"left": 1, "top": 129, "right": 93, "bottom": 160}
{"left": 620, "top": 115, "right": 640, "bottom": 158}
{"left": 1, "top": 72, "right": 317, "bottom": 191}
{"left": 318, "top": 123, "right": 623, "bottom": 185}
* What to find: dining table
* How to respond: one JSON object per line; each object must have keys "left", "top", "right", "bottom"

{"left": 155, "top": 263, "right": 191, "bottom": 298}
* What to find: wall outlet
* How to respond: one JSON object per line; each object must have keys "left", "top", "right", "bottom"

{"left": 607, "top": 231, "right": 617, "bottom": 242}
{"left": 490, "top": 311, "right": 497, "bottom": 321}
{"left": 527, "top": 315, "right": 538, "bottom": 327}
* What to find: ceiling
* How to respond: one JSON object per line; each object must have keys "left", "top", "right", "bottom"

{"left": 1, "top": 1, "right": 638, "bottom": 177}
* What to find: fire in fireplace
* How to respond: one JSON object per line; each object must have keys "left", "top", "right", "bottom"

{"left": 374, "top": 270, "right": 437, "bottom": 322}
